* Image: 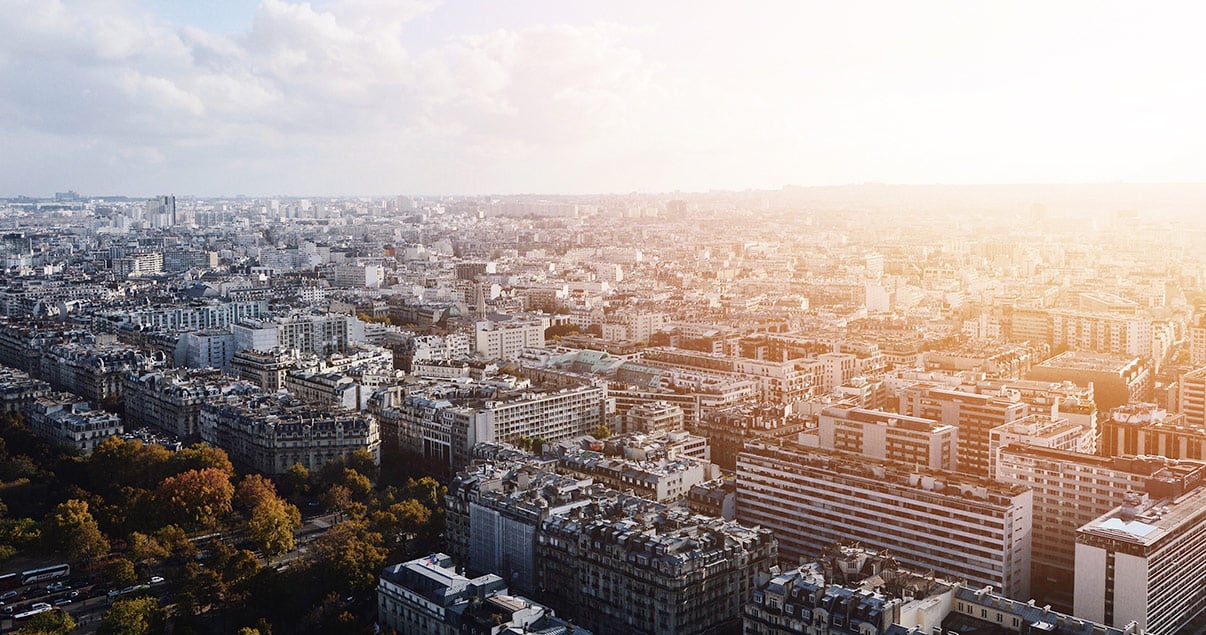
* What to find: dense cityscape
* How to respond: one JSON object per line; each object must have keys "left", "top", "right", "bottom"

{"left": 0, "top": 188, "right": 1203, "bottom": 634}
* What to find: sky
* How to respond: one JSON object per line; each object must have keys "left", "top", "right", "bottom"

{"left": 2, "top": 0, "right": 1205, "bottom": 197}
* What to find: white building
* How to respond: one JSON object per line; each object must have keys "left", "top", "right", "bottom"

{"left": 474, "top": 318, "right": 548, "bottom": 360}
{"left": 1075, "top": 484, "right": 1206, "bottom": 635}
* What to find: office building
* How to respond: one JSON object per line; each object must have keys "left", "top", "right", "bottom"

{"left": 1099, "top": 403, "right": 1206, "bottom": 461}
{"left": 474, "top": 317, "right": 548, "bottom": 360}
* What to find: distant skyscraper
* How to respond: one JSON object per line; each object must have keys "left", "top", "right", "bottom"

{"left": 146, "top": 195, "right": 177, "bottom": 228}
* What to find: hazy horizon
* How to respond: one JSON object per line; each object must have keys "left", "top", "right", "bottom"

{"left": 4, "top": 1, "right": 1205, "bottom": 197}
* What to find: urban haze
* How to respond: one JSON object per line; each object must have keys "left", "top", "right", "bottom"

{"left": 1, "top": 3, "right": 1206, "bottom": 635}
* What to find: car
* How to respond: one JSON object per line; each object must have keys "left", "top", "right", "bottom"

{"left": 0, "top": 590, "right": 17, "bottom": 601}
{"left": 149, "top": 576, "right": 164, "bottom": 585}
{"left": 46, "top": 581, "right": 68, "bottom": 592}
{"left": 54, "top": 597, "right": 73, "bottom": 606}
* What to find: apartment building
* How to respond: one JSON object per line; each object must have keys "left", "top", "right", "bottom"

{"left": 737, "top": 441, "right": 1032, "bottom": 599}
{"left": 377, "top": 553, "right": 584, "bottom": 635}
{"left": 1075, "top": 483, "right": 1206, "bottom": 635}
{"left": 537, "top": 509, "right": 777, "bottom": 635}
{"left": 899, "top": 386, "right": 1028, "bottom": 476}
{"left": 812, "top": 405, "right": 956, "bottom": 471}
{"left": 23, "top": 392, "right": 122, "bottom": 455}
{"left": 378, "top": 385, "right": 606, "bottom": 470}
{"left": 123, "top": 368, "right": 257, "bottom": 438}
{"left": 199, "top": 393, "right": 380, "bottom": 474}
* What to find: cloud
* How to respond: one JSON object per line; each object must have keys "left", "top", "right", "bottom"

{"left": 0, "top": 0, "right": 663, "bottom": 194}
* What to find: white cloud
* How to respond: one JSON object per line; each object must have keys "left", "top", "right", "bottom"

{"left": 2, "top": 0, "right": 1205, "bottom": 195}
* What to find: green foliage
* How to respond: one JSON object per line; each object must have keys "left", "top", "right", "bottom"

{"left": 592, "top": 424, "right": 612, "bottom": 439}
{"left": 16, "top": 608, "right": 76, "bottom": 634}
{"left": 106, "top": 558, "right": 138, "bottom": 588}
{"left": 100, "top": 596, "right": 165, "bottom": 635}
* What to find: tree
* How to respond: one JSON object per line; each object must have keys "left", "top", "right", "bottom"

{"left": 247, "top": 497, "right": 301, "bottom": 559}
{"left": 105, "top": 558, "right": 138, "bottom": 588}
{"left": 156, "top": 468, "right": 234, "bottom": 530}
{"left": 89, "top": 437, "right": 171, "bottom": 492}
{"left": 403, "top": 477, "right": 446, "bottom": 512}
{"left": 341, "top": 468, "right": 372, "bottom": 499}
{"left": 43, "top": 499, "right": 109, "bottom": 562}
{"left": 370, "top": 499, "right": 431, "bottom": 549}
{"left": 592, "top": 424, "right": 612, "bottom": 439}
{"left": 16, "top": 609, "right": 76, "bottom": 634}
{"left": 279, "top": 463, "right": 311, "bottom": 497}
{"left": 321, "top": 484, "right": 353, "bottom": 516}
{"left": 168, "top": 443, "right": 234, "bottom": 479}
{"left": 99, "top": 596, "right": 165, "bottom": 635}
{"left": 309, "top": 521, "right": 388, "bottom": 594}
{"left": 129, "top": 531, "right": 169, "bottom": 563}
{"left": 235, "top": 474, "right": 279, "bottom": 511}
{"left": 346, "top": 449, "right": 379, "bottom": 483}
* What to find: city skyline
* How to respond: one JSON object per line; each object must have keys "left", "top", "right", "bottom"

{"left": 4, "top": 1, "right": 1206, "bottom": 196}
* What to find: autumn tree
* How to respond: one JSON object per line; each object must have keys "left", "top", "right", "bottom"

{"left": 128, "top": 531, "right": 169, "bottom": 564}
{"left": 168, "top": 443, "right": 234, "bottom": 479}
{"left": 309, "top": 520, "right": 388, "bottom": 594}
{"left": 235, "top": 474, "right": 279, "bottom": 511}
{"left": 403, "top": 477, "right": 445, "bottom": 512}
{"left": 370, "top": 499, "right": 431, "bottom": 550}
{"left": 341, "top": 468, "right": 372, "bottom": 499}
{"left": 99, "top": 596, "right": 165, "bottom": 635}
{"left": 43, "top": 499, "right": 110, "bottom": 562}
{"left": 89, "top": 437, "right": 171, "bottom": 492}
{"left": 247, "top": 497, "right": 302, "bottom": 559}
{"left": 156, "top": 468, "right": 234, "bottom": 530}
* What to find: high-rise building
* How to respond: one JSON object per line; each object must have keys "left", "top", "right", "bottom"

{"left": 1075, "top": 482, "right": 1206, "bottom": 634}
{"left": 737, "top": 441, "right": 1032, "bottom": 599}
{"left": 146, "top": 195, "right": 177, "bottom": 228}
{"left": 995, "top": 445, "right": 1203, "bottom": 611}
{"left": 900, "top": 386, "right": 1028, "bottom": 476}
{"left": 811, "top": 404, "right": 956, "bottom": 471}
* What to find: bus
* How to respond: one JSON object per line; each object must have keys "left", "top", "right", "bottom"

{"left": 0, "top": 572, "right": 19, "bottom": 591}
{"left": 20, "top": 564, "right": 70, "bottom": 585}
